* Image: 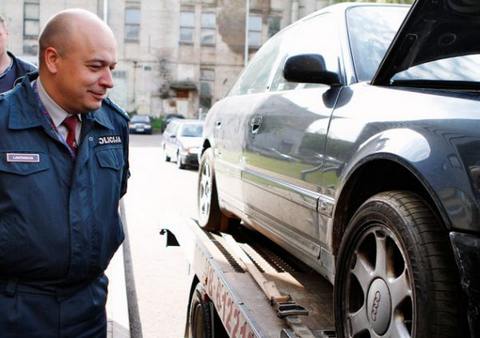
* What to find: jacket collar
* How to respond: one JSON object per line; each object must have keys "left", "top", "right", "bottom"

{"left": 8, "top": 72, "right": 45, "bottom": 130}
{"left": 87, "top": 105, "right": 115, "bottom": 130}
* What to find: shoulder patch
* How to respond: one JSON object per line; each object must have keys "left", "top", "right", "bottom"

{"left": 104, "top": 97, "right": 130, "bottom": 121}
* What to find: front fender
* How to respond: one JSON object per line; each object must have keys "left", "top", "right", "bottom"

{"left": 338, "top": 127, "right": 479, "bottom": 233}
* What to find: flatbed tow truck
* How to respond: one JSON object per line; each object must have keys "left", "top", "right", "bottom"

{"left": 161, "top": 219, "right": 337, "bottom": 338}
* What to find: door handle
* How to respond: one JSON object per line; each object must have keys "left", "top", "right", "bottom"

{"left": 250, "top": 115, "right": 263, "bottom": 134}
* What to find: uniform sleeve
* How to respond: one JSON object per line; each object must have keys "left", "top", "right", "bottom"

{"left": 120, "top": 124, "right": 130, "bottom": 197}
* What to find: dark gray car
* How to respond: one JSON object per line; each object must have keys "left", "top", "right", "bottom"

{"left": 129, "top": 114, "right": 152, "bottom": 134}
{"left": 197, "top": 1, "right": 479, "bottom": 337}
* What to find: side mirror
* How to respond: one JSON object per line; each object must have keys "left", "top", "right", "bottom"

{"left": 283, "top": 54, "right": 341, "bottom": 87}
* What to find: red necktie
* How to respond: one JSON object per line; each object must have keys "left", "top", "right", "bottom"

{"left": 63, "top": 115, "right": 78, "bottom": 155}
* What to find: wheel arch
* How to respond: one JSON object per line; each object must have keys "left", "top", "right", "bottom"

{"left": 184, "top": 275, "right": 200, "bottom": 337}
{"left": 331, "top": 156, "right": 449, "bottom": 255}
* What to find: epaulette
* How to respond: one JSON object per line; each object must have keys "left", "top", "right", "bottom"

{"left": 104, "top": 97, "right": 130, "bottom": 120}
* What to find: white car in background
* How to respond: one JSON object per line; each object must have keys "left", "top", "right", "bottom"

{"left": 162, "top": 119, "right": 204, "bottom": 169}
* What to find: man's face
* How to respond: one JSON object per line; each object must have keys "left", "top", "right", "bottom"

{"left": 54, "top": 29, "right": 117, "bottom": 114}
{"left": 0, "top": 23, "right": 8, "bottom": 56}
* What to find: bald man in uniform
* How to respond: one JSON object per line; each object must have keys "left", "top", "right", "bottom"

{"left": 0, "top": 9, "right": 129, "bottom": 337}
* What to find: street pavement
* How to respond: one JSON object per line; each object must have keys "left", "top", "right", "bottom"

{"left": 121, "top": 133, "right": 197, "bottom": 338}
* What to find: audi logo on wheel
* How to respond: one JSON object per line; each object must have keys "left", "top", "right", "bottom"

{"left": 371, "top": 291, "right": 381, "bottom": 321}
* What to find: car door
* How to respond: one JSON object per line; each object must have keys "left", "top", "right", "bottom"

{"left": 164, "top": 120, "right": 180, "bottom": 159}
{"left": 210, "top": 34, "right": 283, "bottom": 216}
{"left": 242, "top": 13, "right": 344, "bottom": 258}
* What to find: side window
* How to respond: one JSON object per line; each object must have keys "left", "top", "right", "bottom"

{"left": 172, "top": 123, "right": 180, "bottom": 135}
{"left": 176, "top": 125, "right": 183, "bottom": 137}
{"left": 270, "top": 13, "right": 341, "bottom": 92}
{"left": 166, "top": 122, "right": 177, "bottom": 134}
{"left": 229, "top": 34, "right": 282, "bottom": 96}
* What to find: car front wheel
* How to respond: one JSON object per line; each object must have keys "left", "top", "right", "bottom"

{"left": 177, "top": 151, "right": 185, "bottom": 169}
{"left": 334, "top": 191, "right": 461, "bottom": 338}
{"left": 163, "top": 146, "right": 170, "bottom": 162}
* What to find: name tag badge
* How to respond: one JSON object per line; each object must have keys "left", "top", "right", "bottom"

{"left": 6, "top": 153, "right": 40, "bottom": 163}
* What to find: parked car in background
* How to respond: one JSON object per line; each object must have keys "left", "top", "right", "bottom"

{"left": 198, "top": 1, "right": 479, "bottom": 337}
{"left": 129, "top": 114, "right": 152, "bottom": 134}
{"left": 161, "top": 113, "right": 185, "bottom": 132}
{"left": 162, "top": 119, "right": 204, "bottom": 169}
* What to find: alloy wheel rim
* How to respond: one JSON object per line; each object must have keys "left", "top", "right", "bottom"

{"left": 345, "top": 226, "right": 414, "bottom": 338}
{"left": 199, "top": 161, "right": 212, "bottom": 222}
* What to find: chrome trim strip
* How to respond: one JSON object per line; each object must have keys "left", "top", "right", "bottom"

{"left": 215, "top": 158, "right": 336, "bottom": 217}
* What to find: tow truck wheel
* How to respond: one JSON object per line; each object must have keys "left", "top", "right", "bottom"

{"left": 187, "top": 283, "right": 227, "bottom": 338}
{"left": 187, "top": 283, "right": 213, "bottom": 338}
{"left": 334, "top": 191, "right": 461, "bottom": 338}
{"left": 198, "top": 148, "right": 223, "bottom": 231}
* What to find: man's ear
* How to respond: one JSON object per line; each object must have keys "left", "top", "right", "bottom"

{"left": 44, "top": 47, "right": 60, "bottom": 74}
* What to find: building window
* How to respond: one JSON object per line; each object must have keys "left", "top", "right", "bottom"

{"left": 125, "top": 7, "right": 141, "bottom": 42}
{"left": 23, "top": 0, "right": 40, "bottom": 39}
{"left": 200, "top": 12, "right": 216, "bottom": 46}
{"left": 113, "top": 70, "right": 127, "bottom": 79}
{"left": 248, "top": 15, "right": 262, "bottom": 48}
{"left": 180, "top": 11, "right": 195, "bottom": 44}
{"left": 199, "top": 68, "right": 214, "bottom": 109}
{"left": 268, "top": 16, "right": 281, "bottom": 37}
{"left": 23, "top": 43, "right": 38, "bottom": 56}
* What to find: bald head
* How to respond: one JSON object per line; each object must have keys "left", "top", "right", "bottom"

{"left": 39, "top": 9, "right": 114, "bottom": 67}
{"left": 38, "top": 8, "right": 117, "bottom": 114}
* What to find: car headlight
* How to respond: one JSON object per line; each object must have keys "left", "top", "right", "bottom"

{"left": 187, "top": 147, "right": 200, "bottom": 154}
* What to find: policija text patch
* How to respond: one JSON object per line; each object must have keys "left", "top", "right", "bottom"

{"left": 98, "top": 135, "right": 122, "bottom": 145}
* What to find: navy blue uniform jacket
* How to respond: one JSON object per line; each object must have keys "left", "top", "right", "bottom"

{"left": 0, "top": 73, "right": 129, "bottom": 287}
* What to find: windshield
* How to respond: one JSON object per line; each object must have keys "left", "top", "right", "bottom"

{"left": 131, "top": 115, "right": 150, "bottom": 123}
{"left": 346, "top": 6, "right": 409, "bottom": 82}
{"left": 180, "top": 124, "right": 203, "bottom": 137}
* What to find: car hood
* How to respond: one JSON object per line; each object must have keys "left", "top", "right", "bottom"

{"left": 178, "top": 137, "right": 203, "bottom": 148}
{"left": 372, "top": 0, "right": 480, "bottom": 85}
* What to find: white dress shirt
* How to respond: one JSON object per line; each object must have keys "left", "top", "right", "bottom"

{"left": 36, "top": 78, "right": 82, "bottom": 144}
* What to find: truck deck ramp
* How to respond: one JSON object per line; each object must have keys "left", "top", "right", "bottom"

{"left": 163, "top": 219, "right": 336, "bottom": 338}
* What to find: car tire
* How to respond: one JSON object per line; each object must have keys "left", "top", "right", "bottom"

{"left": 198, "top": 148, "right": 232, "bottom": 231}
{"left": 164, "top": 146, "right": 170, "bottom": 162}
{"left": 334, "top": 191, "right": 461, "bottom": 338}
{"left": 177, "top": 152, "right": 185, "bottom": 169}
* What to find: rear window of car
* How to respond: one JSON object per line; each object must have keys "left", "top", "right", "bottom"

{"left": 229, "top": 34, "right": 282, "bottom": 96}
{"left": 131, "top": 115, "right": 151, "bottom": 123}
{"left": 180, "top": 124, "right": 203, "bottom": 137}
